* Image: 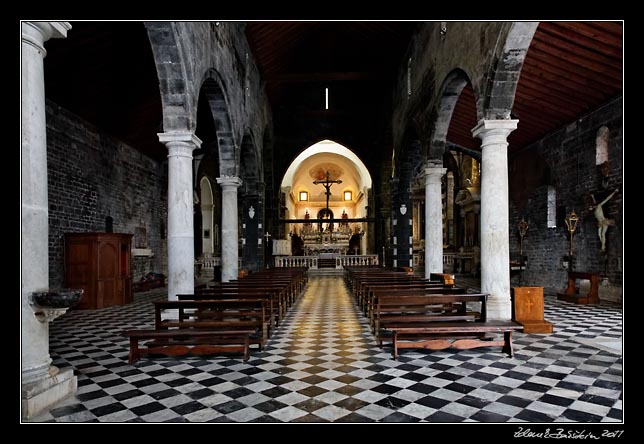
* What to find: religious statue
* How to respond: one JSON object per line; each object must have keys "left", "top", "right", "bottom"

{"left": 341, "top": 209, "right": 349, "bottom": 227}
{"left": 588, "top": 188, "right": 619, "bottom": 252}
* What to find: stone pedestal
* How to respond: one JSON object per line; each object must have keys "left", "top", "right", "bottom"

{"left": 424, "top": 165, "right": 446, "bottom": 278}
{"left": 217, "top": 176, "right": 242, "bottom": 282}
{"left": 22, "top": 367, "right": 77, "bottom": 420}
{"left": 158, "top": 132, "right": 202, "bottom": 300}
{"left": 472, "top": 119, "right": 518, "bottom": 320}
{"left": 511, "top": 287, "right": 553, "bottom": 334}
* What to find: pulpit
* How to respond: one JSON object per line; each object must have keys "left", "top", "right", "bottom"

{"left": 511, "top": 287, "right": 553, "bottom": 334}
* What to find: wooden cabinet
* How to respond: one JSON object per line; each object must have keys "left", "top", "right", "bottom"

{"left": 65, "top": 233, "right": 133, "bottom": 309}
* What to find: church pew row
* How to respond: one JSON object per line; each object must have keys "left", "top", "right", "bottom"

{"left": 344, "top": 267, "right": 523, "bottom": 359}
{"left": 124, "top": 268, "right": 308, "bottom": 364}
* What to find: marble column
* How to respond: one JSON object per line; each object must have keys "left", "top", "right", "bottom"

{"left": 21, "top": 21, "right": 75, "bottom": 419}
{"left": 158, "top": 132, "right": 202, "bottom": 300}
{"left": 217, "top": 176, "right": 243, "bottom": 282}
{"left": 424, "top": 165, "right": 446, "bottom": 278}
{"left": 472, "top": 119, "right": 518, "bottom": 320}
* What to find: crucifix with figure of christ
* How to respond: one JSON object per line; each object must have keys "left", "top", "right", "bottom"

{"left": 313, "top": 171, "right": 342, "bottom": 213}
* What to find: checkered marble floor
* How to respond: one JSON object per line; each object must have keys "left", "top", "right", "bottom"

{"left": 32, "top": 276, "right": 622, "bottom": 423}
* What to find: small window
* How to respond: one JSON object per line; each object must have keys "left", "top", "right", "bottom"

{"left": 595, "top": 126, "right": 609, "bottom": 166}
{"left": 344, "top": 191, "right": 353, "bottom": 201}
{"left": 547, "top": 186, "right": 557, "bottom": 228}
{"left": 299, "top": 191, "right": 309, "bottom": 201}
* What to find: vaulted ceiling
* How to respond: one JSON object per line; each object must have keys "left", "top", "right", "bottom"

{"left": 41, "top": 21, "right": 623, "bottom": 165}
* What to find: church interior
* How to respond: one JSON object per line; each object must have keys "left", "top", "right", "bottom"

{"left": 21, "top": 21, "right": 622, "bottom": 424}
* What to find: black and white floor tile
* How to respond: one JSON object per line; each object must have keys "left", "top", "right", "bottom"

{"left": 31, "top": 276, "right": 622, "bottom": 423}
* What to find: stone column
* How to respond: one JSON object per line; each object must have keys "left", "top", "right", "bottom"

{"left": 472, "top": 119, "right": 518, "bottom": 320}
{"left": 424, "top": 165, "right": 446, "bottom": 278}
{"left": 158, "top": 132, "right": 202, "bottom": 300}
{"left": 217, "top": 176, "right": 243, "bottom": 282}
{"left": 21, "top": 21, "right": 74, "bottom": 419}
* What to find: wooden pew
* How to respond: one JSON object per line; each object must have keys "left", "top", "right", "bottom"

{"left": 374, "top": 293, "right": 523, "bottom": 359}
{"left": 123, "top": 299, "right": 266, "bottom": 364}
{"left": 178, "top": 291, "right": 275, "bottom": 338}
{"left": 390, "top": 322, "right": 523, "bottom": 360}
{"left": 369, "top": 287, "right": 468, "bottom": 332}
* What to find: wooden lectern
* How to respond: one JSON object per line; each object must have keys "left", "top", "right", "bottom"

{"left": 511, "top": 287, "right": 553, "bottom": 334}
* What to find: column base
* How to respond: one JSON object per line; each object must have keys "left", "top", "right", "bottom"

{"left": 485, "top": 300, "right": 512, "bottom": 321}
{"left": 22, "top": 367, "right": 77, "bottom": 420}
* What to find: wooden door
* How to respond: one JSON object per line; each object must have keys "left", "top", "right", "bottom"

{"left": 98, "top": 240, "right": 118, "bottom": 307}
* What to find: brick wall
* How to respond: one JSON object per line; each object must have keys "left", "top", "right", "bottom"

{"left": 46, "top": 100, "right": 168, "bottom": 288}
{"left": 509, "top": 97, "right": 622, "bottom": 301}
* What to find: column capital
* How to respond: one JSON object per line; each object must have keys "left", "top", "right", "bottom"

{"left": 158, "top": 131, "right": 202, "bottom": 147}
{"left": 158, "top": 132, "right": 201, "bottom": 158}
{"left": 471, "top": 119, "right": 518, "bottom": 140}
{"left": 22, "top": 22, "right": 71, "bottom": 55}
{"left": 424, "top": 166, "right": 446, "bottom": 183}
{"left": 217, "top": 176, "right": 243, "bottom": 189}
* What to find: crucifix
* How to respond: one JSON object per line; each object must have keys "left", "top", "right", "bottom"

{"left": 313, "top": 171, "right": 342, "bottom": 213}
{"left": 263, "top": 232, "right": 271, "bottom": 243}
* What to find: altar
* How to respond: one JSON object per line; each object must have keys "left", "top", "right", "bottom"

{"left": 302, "top": 230, "right": 350, "bottom": 256}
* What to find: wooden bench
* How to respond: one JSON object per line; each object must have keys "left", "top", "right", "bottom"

{"left": 557, "top": 271, "right": 600, "bottom": 304}
{"left": 123, "top": 299, "right": 266, "bottom": 364}
{"left": 375, "top": 293, "right": 523, "bottom": 359}
{"left": 390, "top": 322, "right": 523, "bottom": 359}
{"left": 375, "top": 293, "right": 485, "bottom": 344}
{"left": 178, "top": 290, "right": 276, "bottom": 337}
{"left": 123, "top": 329, "right": 254, "bottom": 364}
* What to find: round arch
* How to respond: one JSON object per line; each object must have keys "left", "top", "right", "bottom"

{"left": 281, "top": 140, "right": 372, "bottom": 189}
{"left": 429, "top": 69, "right": 474, "bottom": 160}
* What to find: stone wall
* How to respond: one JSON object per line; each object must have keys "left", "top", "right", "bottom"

{"left": 508, "top": 97, "right": 622, "bottom": 301}
{"left": 46, "top": 100, "right": 168, "bottom": 288}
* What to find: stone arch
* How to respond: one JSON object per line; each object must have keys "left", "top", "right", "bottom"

{"left": 484, "top": 21, "right": 539, "bottom": 119}
{"left": 428, "top": 69, "right": 474, "bottom": 161}
{"left": 144, "top": 22, "right": 194, "bottom": 132}
{"left": 200, "top": 69, "right": 237, "bottom": 176}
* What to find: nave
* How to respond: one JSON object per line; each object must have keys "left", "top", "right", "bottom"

{"left": 33, "top": 277, "right": 622, "bottom": 423}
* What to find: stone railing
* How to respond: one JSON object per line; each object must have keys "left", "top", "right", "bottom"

{"left": 196, "top": 255, "right": 242, "bottom": 271}
{"left": 275, "top": 256, "right": 318, "bottom": 269}
{"left": 443, "top": 252, "right": 456, "bottom": 266}
{"left": 336, "top": 255, "right": 379, "bottom": 268}
{"left": 201, "top": 255, "right": 221, "bottom": 268}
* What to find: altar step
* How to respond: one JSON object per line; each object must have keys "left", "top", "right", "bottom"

{"left": 318, "top": 258, "right": 337, "bottom": 269}
{"left": 308, "top": 268, "right": 344, "bottom": 277}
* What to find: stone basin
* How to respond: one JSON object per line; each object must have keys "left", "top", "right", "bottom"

{"left": 31, "top": 289, "right": 83, "bottom": 309}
